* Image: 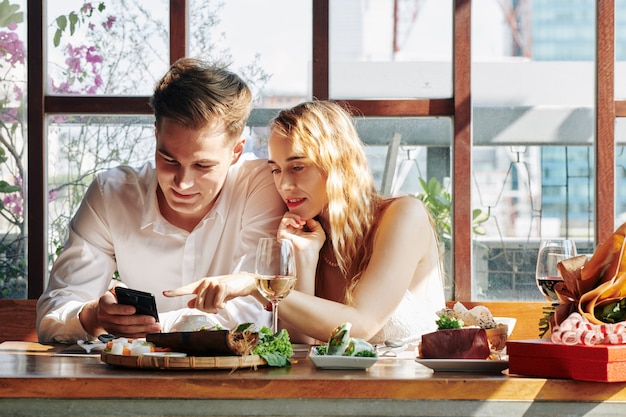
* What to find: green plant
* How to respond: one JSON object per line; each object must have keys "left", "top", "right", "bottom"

{"left": 416, "top": 177, "right": 489, "bottom": 242}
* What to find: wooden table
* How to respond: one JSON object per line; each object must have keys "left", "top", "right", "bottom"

{"left": 2, "top": 342, "right": 626, "bottom": 417}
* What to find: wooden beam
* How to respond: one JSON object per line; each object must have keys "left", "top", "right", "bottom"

{"left": 27, "top": 0, "right": 45, "bottom": 298}
{"left": 453, "top": 0, "right": 472, "bottom": 300}
{"left": 596, "top": 0, "right": 615, "bottom": 243}
{"left": 45, "top": 96, "right": 152, "bottom": 114}
{"left": 170, "top": 0, "right": 187, "bottom": 63}
{"left": 312, "top": 0, "right": 329, "bottom": 100}
{"left": 340, "top": 99, "right": 455, "bottom": 117}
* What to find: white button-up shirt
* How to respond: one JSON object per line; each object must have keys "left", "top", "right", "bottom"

{"left": 37, "top": 156, "right": 285, "bottom": 343}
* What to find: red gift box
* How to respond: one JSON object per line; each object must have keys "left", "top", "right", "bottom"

{"left": 507, "top": 339, "right": 626, "bottom": 382}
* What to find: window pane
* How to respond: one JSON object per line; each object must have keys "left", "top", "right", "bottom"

{"left": 47, "top": 116, "right": 155, "bottom": 272}
{"left": 45, "top": 0, "right": 169, "bottom": 96}
{"left": 189, "top": 0, "right": 312, "bottom": 108}
{"left": 471, "top": 0, "right": 595, "bottom": 301}
{"left": 0, "top": 0, "right": 27, "bottom": 298}
{"left": 329, "top": 0, "right": 453, "bottom": 99}
{"left": 358, "top": 117, "right": 454, "bottom": 299}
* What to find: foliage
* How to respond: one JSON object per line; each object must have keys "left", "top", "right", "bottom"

{"left": 538, "top": 305, "right": 553, "bottom": 338}
{"left": 416, "top": 177, "right": 489, "bottom": 242}
{"left": 52, "top": 2, "right": 106, "bottom": 47}
{"left": 252, "top": 326, "right": 293, "bottom": 367}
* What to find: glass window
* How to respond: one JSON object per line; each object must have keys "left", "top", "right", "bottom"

{"left": 329, "top": 0, "right": 453, "bottom": 99}
{"left": 46, "top": 0, "right": 169, "bottom": 96}
{"left": 13, "top": 0, "right": 622, "bottom": 302}
{"left": 472, "top": 0, "right": 595, "bottom": 301}
{"left": 189, "top": 0, "right": 312, "bottom": 108}
{"left": 0, "top": 0, "right": 27, "bottom": 298}
{"left": 471, "top": 0, "right": 595, "bottom": 301}
{"left": 46, "top": 116, "right": 155, "bottom": 268}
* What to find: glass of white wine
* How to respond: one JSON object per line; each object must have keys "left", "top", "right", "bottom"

{"left": 255, "top": 238, "right": 297, "bottom": 333}
{"left": 535, "top": 239, "right": 577, "bottom": 302}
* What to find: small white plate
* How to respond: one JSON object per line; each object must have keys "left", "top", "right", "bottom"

{"left": 415, "top": 358, "right": 509, "bottom": 373}
{"left": 142, "top": 351, "right": 188, "bottom": 358}
{"left": 309, "top": 347, "right": 378, "bottom": 370}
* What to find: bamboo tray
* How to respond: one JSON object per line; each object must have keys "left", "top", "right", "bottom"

{"left": 101, "top": 351, "right": 266, "bottom": 370}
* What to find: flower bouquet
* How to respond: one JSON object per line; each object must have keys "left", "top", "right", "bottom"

{"left": 546, "top": 222, "right": 626, "bottom": 346}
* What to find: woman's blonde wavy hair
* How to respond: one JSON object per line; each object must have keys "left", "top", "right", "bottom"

{"left": 270, "top": 100, "right": 385, "bottom": 304}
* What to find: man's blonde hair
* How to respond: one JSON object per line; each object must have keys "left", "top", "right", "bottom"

{"left": 150, "top": 57, "right": 252, "bottom": 142}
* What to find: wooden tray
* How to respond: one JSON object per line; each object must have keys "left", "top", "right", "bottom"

{"left": 101, "top": 351, "right": 266, "bottom": 370}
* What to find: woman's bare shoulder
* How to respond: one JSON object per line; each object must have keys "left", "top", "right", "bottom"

{"left": 373, "top": 197, "right": 433, "bottom": 241}
{"left": 383, "top": 196, "right": 430, "bottom": 220}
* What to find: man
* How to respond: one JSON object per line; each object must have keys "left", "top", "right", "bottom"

{"left": 36, "top": 58, "right": 285, "bottom": 343}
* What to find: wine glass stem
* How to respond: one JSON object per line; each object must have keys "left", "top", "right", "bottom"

{"left": 272, "top": 302, "right": 279, "bottom": 333}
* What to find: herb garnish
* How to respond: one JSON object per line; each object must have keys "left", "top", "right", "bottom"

{"left": 436, "top": 315, "right": 463, "bottom": 330}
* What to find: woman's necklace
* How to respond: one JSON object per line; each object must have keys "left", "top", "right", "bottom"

{"left": 322, "top": 241, "right": 339, "bottom": 268}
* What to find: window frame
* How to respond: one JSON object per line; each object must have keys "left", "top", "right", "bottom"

{"left": 25, "top": 0, "right": 617, "bottom": 299}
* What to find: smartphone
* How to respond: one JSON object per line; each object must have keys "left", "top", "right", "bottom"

{"left": 115, "top": 287, "right": 159, "bottom": 322}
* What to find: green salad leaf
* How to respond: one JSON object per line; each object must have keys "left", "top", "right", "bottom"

{"left": 436, "top": 315, "right": 463, "bottom": 330}
{"left": 314, "top": 344, "right": 327, "bottom": 355}
{"left": 252, "top": 327, "right": 293, "bottom": 367}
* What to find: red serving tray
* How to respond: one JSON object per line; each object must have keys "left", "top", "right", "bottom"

{"left": 508, "top": 339, "right": 626, "bottom": 382}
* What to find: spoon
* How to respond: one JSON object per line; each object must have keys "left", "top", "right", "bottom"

{"left": 377, "top": 338, "right": 408, "bottom": 357}
{"left": 385, "top": 338, "right": 405, "bottom": 348}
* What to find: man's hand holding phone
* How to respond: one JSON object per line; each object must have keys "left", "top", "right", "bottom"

{"left": 115, "top": 287, "right": 160, "bottom": 321}
{"left": 80, "top": 287, "right": 161, "bottom": 338}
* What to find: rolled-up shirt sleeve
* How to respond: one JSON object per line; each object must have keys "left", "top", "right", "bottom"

{"left": 37, "top": 179, "right": 117, "bottom": 343}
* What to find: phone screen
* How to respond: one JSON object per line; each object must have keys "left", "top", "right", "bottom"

{"left": 115, "top": 287, "right": 159, "bottom": 322}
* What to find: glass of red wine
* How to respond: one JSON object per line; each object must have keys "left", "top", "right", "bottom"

{"left": 535, "top": 239, "right": 577, "bottom": 302}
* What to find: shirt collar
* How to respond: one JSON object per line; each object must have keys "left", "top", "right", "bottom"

{"left": 140, "top": 165, "right": 228, "bottom": 232}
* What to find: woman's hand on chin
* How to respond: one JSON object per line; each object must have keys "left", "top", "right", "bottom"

{"left": 278, "top": 214, "right": 325, "bottom": 261}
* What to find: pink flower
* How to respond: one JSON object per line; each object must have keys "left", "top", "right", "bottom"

{"left": 0, "top": 108, "right": 18, "bottom": 124}
{"left": 65, "top": 56, "right": 82, "bottom": 72}
{"left": 50, "top": 80, "right": 74, "bottom": 94}
{"left": 86, "top": 47, "right": 102, "bottom": 65}
{"left": 81, "top": 3, "right": 94, "bottom": 14}
{"left": 0, "top": 30, "right": 26, "bottom": 65}
{"left": 103, "top": 16, "right": 116, "bottom": 30}
{"left": 48, "top": 190, "right": 58, "bottom": 202}
{"left": 3, "top": 193, "right": 23, "bottom": 218}
{"left": 12, "top": 85, "right": 22, "bottom": 101}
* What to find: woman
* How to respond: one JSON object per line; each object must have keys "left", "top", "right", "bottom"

{"left": 165, "top": 100, "right": 445, "bottom": 344}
